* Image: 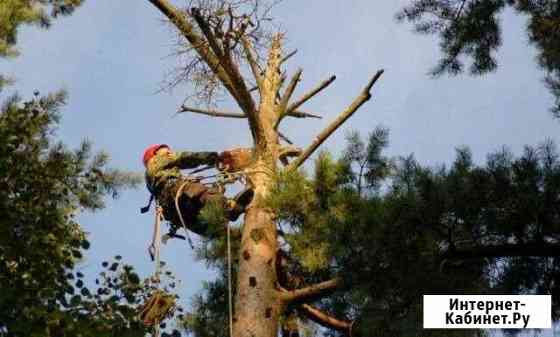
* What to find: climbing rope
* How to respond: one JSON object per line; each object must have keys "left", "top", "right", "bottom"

{"left": 172, "top": 168, "right": 251, "bottom": 249}
{"left": 153, "top": 207, "right": 162, "bottom": 337}
{"left": 227, "top": 218, "right": 233, "bottom": 337}
{"left": 174, "top": 180, "right": 196, "bottom": 249}
{"left": 166, "top": 167, "right": 264, "bottom": 337}
{"left": 173, "top": 169, "right": 243, "bottom": 337}
{"left": 146, "top": 206, "right": 163, "bottom": 337}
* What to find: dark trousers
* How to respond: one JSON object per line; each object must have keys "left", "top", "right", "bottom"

{"left": 158, "top": 178, "right": 226, "bottom": 236}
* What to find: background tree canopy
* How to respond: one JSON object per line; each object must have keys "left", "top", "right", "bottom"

{"left": 397, "top": 0, "right": 560, "bottom": 117}
{"left": 0, "top": 0, "right": 83, "bottom": 58}
{"left": 0, "top": 91, "right": 188, "bottom": 336}
{"left": 180, "top": 127, "right": 560, "bottom": 336}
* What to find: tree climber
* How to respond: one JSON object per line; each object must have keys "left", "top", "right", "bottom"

{"left": 142, "top": 144, "right": 254, "bottom": 238}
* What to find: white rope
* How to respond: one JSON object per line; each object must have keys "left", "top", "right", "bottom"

{"left": 174, "top": 181, "right": 195, "bottom": 249}
{"left": 153, "top": 207, "right": 163, "bottom": 337}
{"left": 154, "top": 208, "right": 162, "bottom": 277}
{"left": 171, "top": 174, "right": 251, "bottom": 337}
{"left": 227, "top": 222, "right": 233, "bottom": 337}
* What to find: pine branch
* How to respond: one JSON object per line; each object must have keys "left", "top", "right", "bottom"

{"left": 179, "top": 106, "right": 247, "bottom": 118}
{"left": 443, "top": 242, "right": 560, "bottom": 259}
{"left": 278, "top": 278, "right": 341, "bottom": 303}
{"left": 277, "top": 68, "right": 303, "bottom": 120}
{"left": 288, "top": 69, "right": 384, "bottom": 170}
{"left": 242, "top": 37, "right": 263, "bottom": 89}
{"left": 179, "top": 106, "right": 317, "bottom": 120}
{"left": 278, "top": 131, "right": 293, "bottom": 145}
{"left": 286, "top": 75, "right": 336, "bottom": 114}
{"left": 280, "top": 49, "right": 298, "bottom": 65}
{"left": 287, "top": 110, "right": 322, "bottom": 119}
{"left": 299, "top": 304, "right": 352, "bottom": 333}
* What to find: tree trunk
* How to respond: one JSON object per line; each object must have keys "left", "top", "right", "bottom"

{"left": 232, "top": 37, "right": 283, "bottom": 337}
{"left": 233, "top": 159, "right": 280, "bottom": 337}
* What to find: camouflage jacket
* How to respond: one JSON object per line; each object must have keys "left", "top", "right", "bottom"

{"left": 145, "top": 151, "right": 219, "bottom": 195}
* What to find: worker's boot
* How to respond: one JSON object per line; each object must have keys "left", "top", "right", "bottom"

{"left": 225, "top": 187, "right": 254, "bottom": 221}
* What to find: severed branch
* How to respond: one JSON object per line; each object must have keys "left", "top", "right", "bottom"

{"left": 275, "top": 75, "right": 336, "bottom": 129}
{"left": 279, "top": 278, "right": 341, "bottom": 303}
{"left": 286, "top": 75, "right": 336, "bottom": 114}
{"left": 277, "top": 68, "right": 303, "bottom": 117}
{"left": 280, "top": 49, "right": 298, "bottom": 65}
{"left": 288, "top": 70, "right": 384, "bottom": 171}
{"left": 299, "top": 304, "right": 352, "bottom": 334}
{"left": 179, "top": 106, "right": 247, "bottom": 118}
{"left": 242, "top": 37, "right": 263, "bottom": 89}
{"left": 179, "top": 106, "right": 319, "bottom": 120}
{"left": 278, "top": 131, "right": 293, "bottom": 145}
{"left": 442, "top": 242, "right": 560, "bottom": 259}
{"left": 288, "top": 110, "right": 321, "bottom": 119}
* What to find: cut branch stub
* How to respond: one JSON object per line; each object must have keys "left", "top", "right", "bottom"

{"left": 179, "top": 106, "right": 247, "bottom": 118}
{"left": 261, "top": 35, "right": 284, "bottom": 108}
{"left": 179, "top": 105, "right": 319, "bottom": 121}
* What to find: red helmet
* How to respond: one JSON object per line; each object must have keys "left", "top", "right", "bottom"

{"left": 142, "top": 144, "right": 169, "bottom": 167}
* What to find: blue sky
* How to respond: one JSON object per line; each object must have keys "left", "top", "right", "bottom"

{"left": 2, "top": 0, "right": 559, "bottom": 334}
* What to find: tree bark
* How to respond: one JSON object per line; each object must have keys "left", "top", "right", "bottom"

{"left": 232, "top": 35, "right": 283, "bottom": 337}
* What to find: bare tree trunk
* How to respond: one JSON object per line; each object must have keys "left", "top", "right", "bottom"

{"left": 233, "top": 36, "right": 283, "bottom": 337}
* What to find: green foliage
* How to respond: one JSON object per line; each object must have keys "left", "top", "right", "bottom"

{"left": 269, "top": 129, "right": 560, "bottom": 337}
{"left": 343, "top": 127, "right": 392, "bottom": 195}
{"left": 0, "top": 0, "right": 83, "bottom": 58}
{"left": 182, "top": 277, "right": 228, "bottom": 337}
{"left": 0, "top": 91, "right": 149, "bottom": 336}
{"left": 268, "top": 152, "right": 352, "bottom": 272}
{"left": 48, "top": 257, "right": 181, "bottom": 337}
{"left": 397, "top": 0, "right": 560, "bottom": 116}
{"left": 175, "top": 126, "right": 560, "bottom": 337}
{"left": 0, "top": 75, "right": 14, "bottom": 93}
{"left": 199, "top": 197, "right": 228, "bottom": 238}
